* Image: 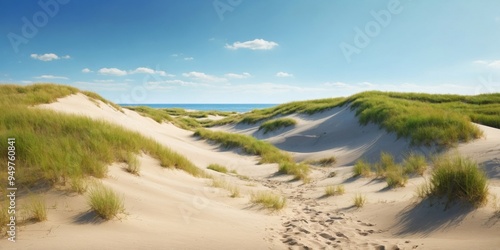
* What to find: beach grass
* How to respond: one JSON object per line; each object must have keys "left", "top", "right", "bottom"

{"left": 124, "top": 152, "right": 141, "bottom": 175}
{"left": 210, "top": 179, "right": 240, "bottom": 198}
{"left": 353, "top": 159, "right": 372, "bottom": 177}
{"left": 307, "top": 157, "right": 337, "bottom": 167}
{"left": 0, "top": 84, "right": 204, "bottom": 191}
{"left": 251, "top": 191, "right": 286, "bottom": 210}
{"left": 194, "top": 128, "right": 310, "bottom": 181}
{"left": 207, "top": 164, "right": 229, "bottom": 174}
{"left": 353, "top": 194, "right": 366, "bottom": 208}
{"left": 23, "top": 195, "right": 47, "bottom": 222}
{"left": 325, "top": 185, "right": 345, "bottom": 196}
{"left": 403, "top": 152, "right": 427, "bottom": 176}
{"left": 88, "top": 183, "right": 124, "bottom": 220}
{"left": 258, "top": 118, "right": 297, "bottom": 134}
{"left": 429, "top": 155, "right": 488, "bottom": 206}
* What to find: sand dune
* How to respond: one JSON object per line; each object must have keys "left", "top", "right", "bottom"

{"left": 7, "top": 94, "right": 499, "bottom": 249}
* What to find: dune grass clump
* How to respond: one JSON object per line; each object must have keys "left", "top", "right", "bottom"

{"left": 278, "top": 162, "right": 311, "bottom": 182}
{"left": 210, "top": 179, "right": 240, "bottom": 198}
{"left": 194, "top": 129, "right": 310, "bottom": 181}
{"left": 325, "top": 185, "right": 345, "bottom": 196}
{"left": 0, "top": 85, "right": 205, "bottom": 189}
{"left": 403, "top": 152, "right": 427, "bottom": 176}
{"left": 69, "top": 176, "right": 88, "bottom": 194}
{"left": 353, "top": 194, "right": 366, "bottom": 208}
{"left": 385, "top": 167, "right": 408, "bottom": 188}
{"left": 207, "top": 164, "right": 228, "bottom": 174}
{"left": 308, "top": 157, "right": 337, "bottom": 167}
{"left": 429, "top": 155, "right": 488, "bottom": 206}
{"left": 23, "top": 196, "right": 47, "bottom": 222}
{"left": 258, "top": 118, "right": 297, "bottom": 134}
{"left": 348, "top": 91, "right": 485, "bottom": 146}
{"left": 209, "top": 97, "right": 347, "bottom": 126}
{"left": 0, "top": 202, "right": 9, "bottom": 234}
{"left": 353, "top": 159, "right": 372, "bottom": 177}
{"left": 124, "top": 153, "right": 140, "bottom": 175}
{"left": 88, "top": 184, "right": 124, "bottom": 220}
{"left": 251, "top": 191, "right": 286, "bottom": 210}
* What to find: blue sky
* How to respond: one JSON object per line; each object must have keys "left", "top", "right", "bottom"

{"left": 1, "top": 0, "right": 500, "bottom": 103}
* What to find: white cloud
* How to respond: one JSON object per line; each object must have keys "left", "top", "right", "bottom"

{"left": 225, "top": 39, "right": 279, "bottom": 50}
{"left": 34, "top": 75, "right": 69, "bottom": 80}
{"left": 473, "top": 60, "right": 500, "bottom": 69}
{"left": 184, "top": 57, "right": 194, "bottom": 61}
{"left": 182, "top": 71, "right": 227, "bottom": 82}
{"left": 98, "top": 68, "right": 128, "bottom": 76}
{"left": 30, "top": 53, "right": 70, "bottom": 61}
{"left": 225, "top": 72, "right": 251, "bottom": 79}
{"left": 96, "top": 67, "right": 173, "bottom": 77}
{"left": 145, "top": 80, "right": 201, "bottom": 89}
{"left": 171, "top": 54, "right": 179, "bottom": 57}
{"left": 130, "top": 67, "right": 174, "bottom": 77}
{"left": 276, "top": 71, "right": 294, "bottom": 78}
{"left": 82, "top": 68, "right": 92, "bottom": 73}
{"left": 323, "top": 82, "right": 348, "bottom": 87}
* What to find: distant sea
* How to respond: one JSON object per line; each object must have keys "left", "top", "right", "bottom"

{"left": 119, "top": 104, "right": 278, "bottom": 113}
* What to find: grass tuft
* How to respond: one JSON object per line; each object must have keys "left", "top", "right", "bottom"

{"left": 194, "top": 128, "right": 309, "bottom": 181}
{"left": 353, "top": 159, "right": 372, "bottom": 177}
{"left": 325, "top": 185, "right": 345, "bottom": 196}
{"left": 124, "top": 153, "right": 140, "bottom": 175}
{"left": 428, "top": 155, "right": 488, "bottom": 206}
{"left": 207, "top": 164, "right": 228, "bottom": 174}
{"left": 24, "top": 196, "right": 47, "bottom": 222}
{"left": 69, "top": 176, "right": 88, "bottom": 194}
{"left": 307, "top": 157, "right": 337, "bottom": 167}
{"left": 258, "top": 118, "right": 297, "bottom": 134}
{"left": 251, "top": 191, "right": 286, "bottom": 210}
{"left": 403, "top": 152, "right": 427, "bottom": 176}
{"left": 353, "top": 194, "right": 366, "bottom": 208}
{"left": 88, "top": 183, "right": 124, "bottom": 220}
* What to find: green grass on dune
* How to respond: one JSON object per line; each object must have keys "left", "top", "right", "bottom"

{"left": 194, "top": 128, "right": 310, "bottom": 181}
{"left": 346, "top": 92, "right": 487, "bottom": 146}
{"left": 209, "top": 97, "right": 347, "bottom": 126}
{"left": 0, "top": 84, "right": 204, "bottom": 189}
{"left": 0, "top": 105, "right": 203, "bottom": 188}
{"left": 258, "top": 118, "right": 297, "bottom": 134}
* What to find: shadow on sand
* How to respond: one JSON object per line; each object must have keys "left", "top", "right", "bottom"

{"left": 392, "top": 198, "right": 474, "bottom": 236}
{"left": 73, "top": 210, "right": 105, "bottom": 225}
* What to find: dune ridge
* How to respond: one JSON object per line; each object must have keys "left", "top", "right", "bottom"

{"left": 4, "top": 92, "right": 499, "bottom": 249}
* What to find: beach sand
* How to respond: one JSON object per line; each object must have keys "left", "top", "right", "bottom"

{"left": 7, "top": 93, "right": 499, "bottom": 249}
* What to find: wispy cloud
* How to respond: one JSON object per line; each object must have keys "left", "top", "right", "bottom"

{"left": 182, "top": 71, "right": 227, "bottom": 82}
{"left": 82, "top": 68, "right": 92, "bottom": 73}
{"left": 98, "top": 68, "right": 128, "bottom": 76}
{"left": 224, "top": 72, "right": 251, "bottom": 79}
{"left": 31, "top": 53, "right": 70, "bottom": 62}
{"left": 225, "top": 39, "right": 279, "bottom": 50}
{"left": 34, "top": 75, "right": 69, "bottom": 80}
{"left": 473, "top": 60, "right": 500, "bottom": 69}
{"left": 276, "top": 71, "right": 294, "bottom": 78}
{"left": 184, "top": 57, "right": 194, "bottom": 61}
{"left": 145, "top": 79, "right": 202, "bottom": 90}
{"left": 97, "top": 67, "right": 173, "bottom": 77}
{"left": 129, "top": 67, "right": 173, "bottom": 77}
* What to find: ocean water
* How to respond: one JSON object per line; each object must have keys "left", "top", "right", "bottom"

{"left": 119, "top": 104, "right": 277, "bottom": 113}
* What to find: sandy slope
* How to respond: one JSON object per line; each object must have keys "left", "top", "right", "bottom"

{"left": 4, "top": 94, "right": 499, "bottom": 249}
